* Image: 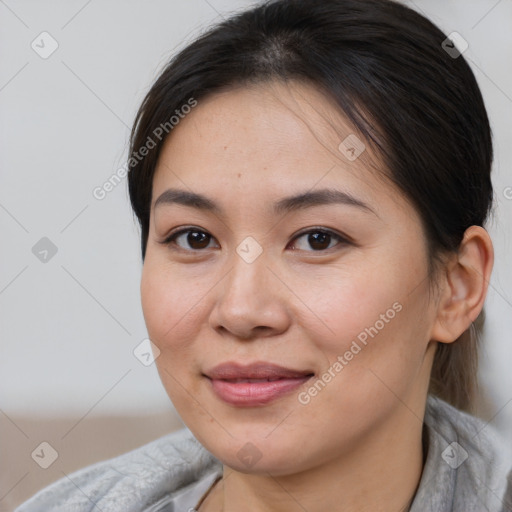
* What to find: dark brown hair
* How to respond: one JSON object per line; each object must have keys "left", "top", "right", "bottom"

{"left": 127, "top": 0, "right": 494, "bottom": 412}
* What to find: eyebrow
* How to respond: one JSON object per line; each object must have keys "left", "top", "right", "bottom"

{"left": 153, "top": 187, "right": 378, "bottom": 217}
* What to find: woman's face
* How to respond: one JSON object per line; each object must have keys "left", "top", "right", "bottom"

{"left": 141, "top": 81, "right": 439, "bottom": 475}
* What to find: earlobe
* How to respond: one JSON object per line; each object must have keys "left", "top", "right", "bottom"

{"left": 430, "top": 226, "right": 494, "bottom": 344}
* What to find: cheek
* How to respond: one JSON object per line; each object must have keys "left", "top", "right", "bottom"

{"left": 140, "top": 259, "right": 210, "bottom": 406}
{"left": 297, "top": 253, "right": 429, "bottom": 385}
{"left": 292, "top": 260, "right": 402, "bottom": 346}
{"left": 140, "top": 258, "right": 208, "bottom": 352}
{"left": 293, "top": 286, "right": 429, "bottom": 442}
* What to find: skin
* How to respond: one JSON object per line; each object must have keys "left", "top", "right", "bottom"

{"left": 140, "top": 80, "right": 494, "bottom": 512}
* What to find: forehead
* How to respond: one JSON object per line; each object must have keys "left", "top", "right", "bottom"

{"left": 151, "top": 80, "right": 410, "bottom": 219}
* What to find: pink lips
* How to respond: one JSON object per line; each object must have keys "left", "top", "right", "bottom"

{"left": 204, "top": 362, "right": 314, "bottom": 406}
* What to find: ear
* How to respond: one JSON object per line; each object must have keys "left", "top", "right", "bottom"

{"left": 430, "top": 226, "right": 494, "bottom": 343}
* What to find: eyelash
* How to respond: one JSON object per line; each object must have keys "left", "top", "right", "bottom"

{"left": 157, "top": 226, "right": 351, "bottom": 253}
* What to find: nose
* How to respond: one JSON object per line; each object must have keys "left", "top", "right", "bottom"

{"left": 208, "top": 248, "right": 291, "bottom": 340}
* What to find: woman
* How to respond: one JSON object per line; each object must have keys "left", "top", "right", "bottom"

{"left": 15, "top": 0, "right": 512, "bottom": 510}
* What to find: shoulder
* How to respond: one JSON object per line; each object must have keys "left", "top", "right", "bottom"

{"left": 14, "top": 427, "right": 222, "bottom": 512}
{"left": 413, "top": 394, "right": 512, "bottom": 512}
{"left": 424, "top": 395, "right": 510, "bottom": 472}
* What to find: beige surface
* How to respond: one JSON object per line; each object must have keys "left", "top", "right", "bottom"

{"left": 0, "top": 411, "right": 185, "bottom": 511}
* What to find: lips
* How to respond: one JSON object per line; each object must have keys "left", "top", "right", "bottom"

{"left": 204, "top": 361, "right": 314, "bottom": 381}
{"left": 203, "top": 362, "right": 314, "bottom": 406}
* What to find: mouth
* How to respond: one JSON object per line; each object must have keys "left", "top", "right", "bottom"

{"left": 203, "top": 361, "right": 314, "bottom": 406}
{"left": 204, "top": 361, "right": 314, "bottom": 380}
{"left": 218, "top": 377, "right": 306, "bottom": 383}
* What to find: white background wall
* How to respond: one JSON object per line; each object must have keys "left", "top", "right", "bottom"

{"left": 1, "top": 0, "right": 511, "bottom": 440}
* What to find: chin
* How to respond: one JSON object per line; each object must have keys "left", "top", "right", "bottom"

{"left": 201, "top": 432, "right": 311, "bottom": 475}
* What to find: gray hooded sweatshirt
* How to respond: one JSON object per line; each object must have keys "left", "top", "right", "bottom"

{"left": 14, "top": 395, "right": 512, "bottom": 511}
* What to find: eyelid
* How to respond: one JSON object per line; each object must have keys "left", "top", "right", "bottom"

{"left": 157, "top": 226, "right": 353, "bottom": 252}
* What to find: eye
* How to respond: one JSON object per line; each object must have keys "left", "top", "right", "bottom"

{"left": 288, "top": 228, "right": 350, "bottom": 252}
{"left": 158, "top": 228, "right": 218, "bottom": 251}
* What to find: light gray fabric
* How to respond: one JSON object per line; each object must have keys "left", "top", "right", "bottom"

{"left": 15, "top": 395, "right": 512, "bottom": 511}
{"left": 410, "top": 396, "right": 511, "bottom": 511}
{"left": 15, "top": 427, "right": 223, "bottom": 512}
